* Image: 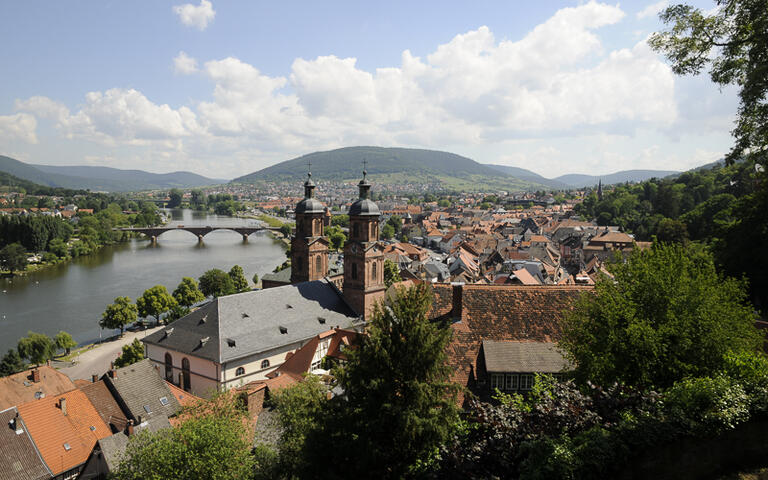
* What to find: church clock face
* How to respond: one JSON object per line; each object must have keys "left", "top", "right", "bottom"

{"left": 349, "top": 243, "right": 358, "bottom": 254}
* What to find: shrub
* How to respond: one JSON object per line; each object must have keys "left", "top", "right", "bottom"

{"left": 664, "top": 375, "right": 750, "bottom": 432}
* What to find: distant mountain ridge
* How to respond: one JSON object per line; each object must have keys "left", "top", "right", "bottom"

{"left": 233, "top": 146, "right": 548, "bottom": 191}
{"left": 0, "top": 155, "right": 224, "bottom": 192}
{"left": 553, "top": 169, "right": 680, "bottom": 188}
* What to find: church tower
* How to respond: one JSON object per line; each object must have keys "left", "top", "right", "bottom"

{"left": 343, "top": 168, "right": 385, "bottom": 319}
{"left": 291, "top": 170, "right": 329, "bottom": 284}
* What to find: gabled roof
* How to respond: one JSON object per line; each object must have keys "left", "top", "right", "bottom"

{"left": 0, "top": 407, "right": 52, "bottom": 480}
{"left": 98, "top": 415, "right": 172, "bottom": 472}
{"left": 0, "top": 367, "right": 76, "bottom": 411}
{"left": 78, "top": 380, "right": 129, "bottom": 432}
{"left": 482, "top": 340, "right": 570, "bottom": 373}
{"left": 103, "top": 359, "right": 180, "bottom": 423}
{"left": 143, "top": 279, "right": 360, "bottom": 364}
{"left": 17, "top": 389, "right": 111, "bottom": 475}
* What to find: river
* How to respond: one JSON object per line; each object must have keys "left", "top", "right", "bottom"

{"left": 0, "top": 209, "right": 286, "bottom": 353}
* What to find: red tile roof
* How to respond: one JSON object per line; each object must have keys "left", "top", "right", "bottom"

{"left": 17, "top": 389, "right": 111, "bottom": 475}
{"left": 0, "top": 367, "right": 76, "bottom": 411}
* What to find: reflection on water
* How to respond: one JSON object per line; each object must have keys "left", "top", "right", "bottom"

{"left": 0, "top": 209, "right": 286, "bottom": 352}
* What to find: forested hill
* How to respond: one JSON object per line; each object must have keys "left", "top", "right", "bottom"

{"left": 575, "top": 159, "right": 766, "bottom": 307}
{"left": 0, "top": 170, "right": 89, "bottom": 196}
{"left": 232, "top": 146, "right": 547, "bottom": 191}
{"left": 0, "top": 155, "right": 223, "bottom": 192}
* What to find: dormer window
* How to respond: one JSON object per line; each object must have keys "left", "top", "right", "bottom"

{"left": 261, "top": 359, "right": 270, "bottom": 369}
{"left": 279, "top": 326, "right": 288, "bottom": 334}
{"left": 236, "top": 367, "right": 245, "bottom": 376}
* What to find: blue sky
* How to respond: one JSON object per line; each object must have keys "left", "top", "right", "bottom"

{"left": 0, "top": 0, "right": 737, "bottom": 179}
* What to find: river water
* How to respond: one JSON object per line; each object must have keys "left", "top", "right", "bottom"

{"left": 0, "top": 209, "right": 286, "bottom": 353}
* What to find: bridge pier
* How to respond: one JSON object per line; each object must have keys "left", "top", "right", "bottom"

{"left": 242, "top": 234, "right": 249, "bottom": 242}
{"left": 197, "top": 234, "right": 204, "bottom": 243}
{"left": 151, "top": 235, "right": 157, "bottom": 245}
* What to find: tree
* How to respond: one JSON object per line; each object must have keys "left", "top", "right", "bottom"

{"left": 198, "top": 269, "right": 236, "bottom": 298}
{"left": 383, "top": 259, "right": 401, "bottom": 288}
{"left": 113, "top": 393, "right": 255, "bottom": 480}
{"left": 269, "top": 375, "right": 330, "bottom": 476}
{"left": 0, "top": 349, "right": 25, "bottom": 377}
{"left": 0, "top": 243, "right": 27, "bottom": 274}
{"left": 17, "top": 332, "right": 56, "bottom": 366}
{"left": 387, "top": 215, "right": 403, "bottom": 234}
{"left": 114, "top": 339, "right": 145, "bottom": 368}
{"left": 101, "top": 297, "right": 138, "bottom": 336}
{"left": 649, "top": 1, "right": 768, "bottom": 166}
{"left": 173, "top": 277, "right": 205, "bottom": 307}
{"left": 381, "top": 224, "right": 395, "bottom": 240}
{"left": 279, "top": 223, "right": 292, "bottom": 237}
{"left": 228, "top": 265, "right": 249, "bottom": 293}
{"left": 137, "top": 285, "right": 178, "bottom": 325}
{"left": 330, "top": 214, "right": 349, "bottom": 227}
{"left": 167, "top": 188, "right": 183, "bottom": 208}
{"left": 308, "top": 284, "right": 460, "bottom": 478}
{"left": 560, "top": 243, "right": 761, "bottom": 390}
{"left": 190, "top": 189, "right": 206, "bottom": 210}
{"left": 54, "top": 331, "right": 77, "bottom": 355}
{"left": 326, "top": 225, "right": 347, "bottom": 251}
{"left": 252, "top": 272, "right": 259, "bottom": 286}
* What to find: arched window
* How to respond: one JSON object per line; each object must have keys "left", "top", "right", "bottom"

{"left": 372, "top": 261, "right": 377, "bottom": 282}
{"left": 353, "top": 223, "right": 359, "bottom": 238}
{"left": 236, "top": 367, "right": 245, "bottom": 376}
{"left": 316, "top": 255, "right": 322, "bottom": 274}
{"left": 352, "top": 263, "right": 357, "bottom": 280}
{"left": 297, "top": 256, "right": 303, "bottom": 272}
{"left": 261, "top": 359, "right": 270, "bottom": 369}
{"left": 370, "top": 223, "right": 375, "bottom": 239}
{"left": 164, "top": 353, "right": 173, "bottom": 381}
{"left": 181, "top": 358, "right": 191, "bottom": 392}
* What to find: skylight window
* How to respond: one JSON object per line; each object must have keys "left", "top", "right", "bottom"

{"left": 143, "top": 405, "right": 152, "bottom": 414}
{"left": 90, "top": 426, "right": 96, "bottom": 431}
{"left": 241, "top": 312, "right": 249, "bottom": 318}
{"left": 279, "top": 326, "right": 288, "bottom": 334}
{"left": 227, "top": 338, "right": 236, "bottom": 347}
{"left": 160, "top": 396, "right": 169, "bottom": 406}
{"left": 63, "top": 443, "right": 71, "bottom": 451}
{"left": 318, "top": 317, "right": 326, "bottom": 324}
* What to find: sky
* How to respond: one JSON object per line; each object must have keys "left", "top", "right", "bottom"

{"left": 0, "top": 0, "right": 738, "bottom": 180}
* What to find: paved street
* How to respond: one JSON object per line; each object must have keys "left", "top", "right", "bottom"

{"left": 58, "top": 325, "right": 164, "bottom": 380}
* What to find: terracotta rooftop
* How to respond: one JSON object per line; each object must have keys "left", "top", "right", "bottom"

{"left": 0, "top": 367, "right": 76, "bottom": 411}
{"left": 17, "top": 389, "right": 111, "bottom": 475}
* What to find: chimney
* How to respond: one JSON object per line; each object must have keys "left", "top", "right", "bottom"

{"left": 126, "top": 419, "right": 134, "bottom": 436}
{"left": 108, "top": 362, "right": 115, "bottom": 378}
{"left": 178, "top": 371, "right": 185, "bottom": 391}
{"left": 91, "top": 374, "right": 98, "bottom": 383}
{"left": 31, "top": 369, "right": 40, "bottom": 383}
{"left": 59, "top": 398, "right": 67, "bottom": 416}
{"left": 452, "top": 283, "right": 464, "bottom": 321}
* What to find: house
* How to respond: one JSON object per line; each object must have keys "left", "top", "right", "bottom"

{"left": 0, "top": 367, "right": 76, "bottom": 411}
{"left": 78, "top": 380, "right": 129, "bottom": 433}
{"left": 143, "top": 281, "right": 362, "bottom": 397}
{"left": 428, "top": 283, "right": 591, "bottom": 405}
{"left": 477, "top": 340, "right": 571, "bottom": 397}
{"left": 16, "top": 389, "right": 112, "bottom": 479}
{"left": 0, "top": 406, "right": 52, "bottom": 480}
{"left": 100, "top": 359, "right": 181, "bottom": 423}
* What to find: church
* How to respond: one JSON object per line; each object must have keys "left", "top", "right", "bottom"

{"left": 142, "top": 169, "right": 386, "bottom": 397}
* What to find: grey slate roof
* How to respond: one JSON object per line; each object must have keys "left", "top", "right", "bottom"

{"left": 482, "top": 340, "right": 570, "bottom": 373}
{"left": 143, "top": 279, "right": 360, "bottom": 364}
{"left": 103, "top": 359, "right": 180, "bottom": 423}
{"left": 261, "top": 267, "right": 292, "bottom": 283}
{"left": 99, "top": 415, "right": 171, "bottom": 471}
{"left": 349, "top": 198, "right": 380, "bottom": 216}
{"left": 0, "top": 407, "right": 52, "bottom": 480}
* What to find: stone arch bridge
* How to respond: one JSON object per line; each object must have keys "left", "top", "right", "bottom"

{"left": 118, "top": 225, "right": 282, "bottom": 243}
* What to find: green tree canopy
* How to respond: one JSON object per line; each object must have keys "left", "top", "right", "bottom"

{"left": 381, "top": 223, "right": 395, "bottom": 240}
{"left": 650, "top": 1, "right": 768, "bottom": 166}
{"left": 383, "top": 259, "right": 401, "bottom": 288}
{"left": 137, "top": 285, "right": 178, "bottom": 325}
{"left": 228, "top": 265, "right": 249, "bottom": 293}
{"left": 387, "top": 215, "right": 403, "bottom": 234}
{"left": 113, "top": 393, "right": 255, "bottom": 480}
{"left": 330, "top": 214, "right": 349, "bottom": 227}
{"left": 198, "top": 268, "right": 236, "bottom": 298}
{"left": 167, "top": 188, "right": 183, "bottom": 208}
{"left": 54, "top": 331, "right": 77, "bottom": 355}
{"left": 114, "top": 338, "right": 145, "bottom": 368}
{"left": 0, "top": 349, "right": 25, "bottom": 377}
{"left": 101, "top": 296, "right": 138, "bottom": 335}
{"left": 252, "top": 272, "right": 259, "bottom": 286}
{"left": 0, "top": 243, "right": 27, "bottom": 274}
{"left": 172, "top": 277, "right": 205, "bottom": 307}
{"left": 306, "top": 284, "right": 459, "bottom": 477}
{"left": 326, "top": 225, "right": 347, "bottom": 251}
{"left": 17, "top": 332, "right": 56, "bottom": 366}
{"left": 560, "top": 243, "right": 762, "bottom": 389}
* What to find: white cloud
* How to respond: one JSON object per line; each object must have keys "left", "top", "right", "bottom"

{"left": 173, "top": 0, "right": 215, "bottom": 31}
{"left": 0, "top": 113, "right": 37, "bottom": 144}
{"left": 173, "top": 51, "right": 198, "bottom": 74}
{"left": 637, "top": 0, "right": 667, "bottom": 19}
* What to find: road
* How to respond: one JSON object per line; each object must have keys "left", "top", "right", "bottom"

{"left": 58, "top": 325, "right": 164, "bottom": 380}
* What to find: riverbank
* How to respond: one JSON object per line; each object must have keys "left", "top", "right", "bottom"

{"left": 56, "top": 325, "right": 165, "bottom": 380}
